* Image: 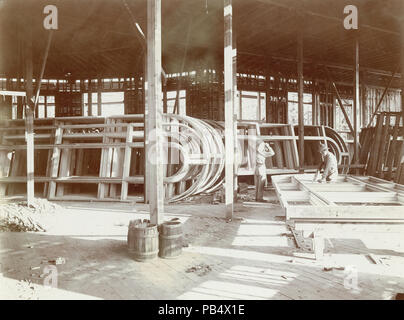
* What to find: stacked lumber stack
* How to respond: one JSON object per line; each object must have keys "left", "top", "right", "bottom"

{"left": 360, "top": 112, "right": 403, "bottom": 181}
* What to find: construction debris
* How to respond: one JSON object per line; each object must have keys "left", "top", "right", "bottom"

{"left": 367, "top": 253, "right": 384, "bottom": 265}
{"left": 323, "top": 266, "right": 345, "bottom": 272}
{"left": 47, "top": 257, "right": 66, "bottom": 265}
{"left": 185, "top": 263, "right": 212, "bottom": 276}
{"left": 0, "top": 199, "right": 62, "bottom": 232}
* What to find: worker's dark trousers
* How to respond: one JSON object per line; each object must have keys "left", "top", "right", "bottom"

{"left": 255, "top": 164, "right": 267, "bottom": 201}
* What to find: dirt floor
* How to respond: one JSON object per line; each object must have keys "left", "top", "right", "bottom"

{"left": 1, "top": 190, "right": 404, "bottom": 300}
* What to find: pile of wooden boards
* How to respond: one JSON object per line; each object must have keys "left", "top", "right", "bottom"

{"left": 359, "top": 112, "right": 404, "bottom": 181}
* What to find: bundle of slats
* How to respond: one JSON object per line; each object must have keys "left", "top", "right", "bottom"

{"left": 359, "top": 112, "right": 404, "bottom": 181}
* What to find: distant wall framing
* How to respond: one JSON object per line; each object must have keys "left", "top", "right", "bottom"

{"left": 0, "top": 73, "right": 402, "bottom": 130}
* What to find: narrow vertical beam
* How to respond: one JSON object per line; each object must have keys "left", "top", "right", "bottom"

{"left": 17, "top": 78, "right": 23, "bottom": 118}
{"left": 146, "top": 0, "right": 164, "bottom": 225}
{"left": 80, "top": 80, "right": 85, "bottom": 116}
{"left": 163, "top": 86, "right": 167, "bottom": 113}
{"left": 224, "top": 0, "right": 235, "bottom": 219}
{"left": 312, "top": 80, "right": 317, "bottom": 125}
{"left": 232, "top": 19, "right": 238, "bottom": 206}
{"left": 353, "top": 38, "right": 360, "bottom": 165}
{"left": 401, "top": 17, "right": 404, "bottom": 131}
{"left": 332, "top": 92, "right": 336, "bottom": 128}
{"left": 88, "top": 79, "right": 93, "bottom": 116}
{"left": 297, "top": 26, "right": 304, "bottom": 173}
{"left": 44, "top": 95, "right": 47, "bottom": 118}
{"left": 24, "top": 19, "right": 34, "bottom": 206}
{"left": 97, "top": 77, "right": 102, "bottom": 116}
{"left": 361, "top": 71, "right": 367, "bottom": 127}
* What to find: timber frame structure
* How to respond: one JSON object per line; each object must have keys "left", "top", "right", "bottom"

{"left": 272, "top": 174, "right": 404, "bottom": 222}
{"left": 0, "top": 0, "right": 403, "bottom": 222}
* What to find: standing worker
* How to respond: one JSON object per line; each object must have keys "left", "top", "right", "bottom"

{"left": 255, "top": 137, "right": 275, "bottom": 201}
{"left": 313, "top": 143, "right": 338, "bottom": 183}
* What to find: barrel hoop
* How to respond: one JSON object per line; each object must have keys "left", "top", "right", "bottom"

{"left": 160, "top": 234, "right": 182, "bottom": 240}
{"left": 133, "top": 234, "right": 159, "bottom": 238}
{"left": 129, "top": 249, "right": 159, "bottom": 256}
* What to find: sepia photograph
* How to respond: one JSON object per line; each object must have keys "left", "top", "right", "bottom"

{"left": 0, "top": 0, "right": 403, "bottom": 307}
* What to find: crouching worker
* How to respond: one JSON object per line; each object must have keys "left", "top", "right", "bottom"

{"left": 313, "top": 143, "right": 338, "bottom": 183}
{"left": 255, "top": 137, "right": 275, "bottom": 201}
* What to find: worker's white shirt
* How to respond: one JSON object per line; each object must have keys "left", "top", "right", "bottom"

{"left": 319, "top": 151, "right": 338, "bottom": 179}
{"left": 256, "top": 142, "right": 275, "bottom": 165}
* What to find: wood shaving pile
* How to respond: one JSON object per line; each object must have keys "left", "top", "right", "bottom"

{"left": 0, "top": 199, "right": 62, "bottom": 232}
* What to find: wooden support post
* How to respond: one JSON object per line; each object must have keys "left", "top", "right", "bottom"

{"left": 80, "top": 80, "right": 84, "bottom": 116}
{"left": 312, "top": 80, "right": 317, "bottom": 125}
{"left": 402, "top": 21, "right": 404, "bottom": 124}
{"left": 146, "top": 0, "right": 164, "bottom": 224}
{"left": 297, "top": 25, "right": 304, "bottom": 173}
{"left": 44, "top": 95, "right": 48, "bottom": 118}
{"left": 163, "top": 86, "right": 167, "bottom": 113}
{"left": 0, "top": 133, "right": 9, "bottom": 196}
{"left": 224, "top": 0, "right": 236, "bottom": 219}
{"left": 354, "top": 38, "right": 360, "bottom": 168}
{"left": 88, "top": 79, "right": 93, "bottom": 116}
{"left": 265, "top": 66, "right": 271, "bottom": 123}
{"left": 332, "top": 92, "right": 336, "bottom": 129}
{"left": 24, "top": 22, "right": 34, "bottom": 206}
{"left": 97, "top": 77, "right": 102, "bottom": 116}
{"left": 362, "top": 72, "right": 368, "bottom": 127}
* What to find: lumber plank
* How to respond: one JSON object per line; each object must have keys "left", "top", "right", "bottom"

{"left": 121, "top": 125, "right": 133, "bottom": 200}
{"left": 48, "top": 125, "right": 63, "bottom": 199}
{"left": 385, "top": 114, "right": 401, "bottom": 180}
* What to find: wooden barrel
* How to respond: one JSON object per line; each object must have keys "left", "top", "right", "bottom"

{"left": 127, "top": 219, "right": 159, "bottom": 262}
{"left": 159, "top": 221, "right": 182, "bottom": 259}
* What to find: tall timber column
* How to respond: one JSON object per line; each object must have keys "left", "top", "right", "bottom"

{"left": 401, "top": 20, "right": 404, "bottom": 125}
{"left": 24, "top": 17, "right": 35, "bottom": 206}
{"left": 224, "top": 0, "right": 236, "bottom": 219}
{"left": 297, "top": 26, "right": 304, "bottom": 173}
{"left": 353, "top": 37, "right": 360, "bottom": 168}
{"left": 146, "top": 0, "right": 164, "bottom": 225}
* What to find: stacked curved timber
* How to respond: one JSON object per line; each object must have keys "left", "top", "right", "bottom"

{"left": 0, "top": 114, "right": 349, "bottom": 202}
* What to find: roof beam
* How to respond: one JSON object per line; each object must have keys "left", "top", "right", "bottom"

{"left": 239, "top": 51, "right": 402, "bottom": 80}
{"left": 255, "top": 0, "right": 401, "bottom": 36}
